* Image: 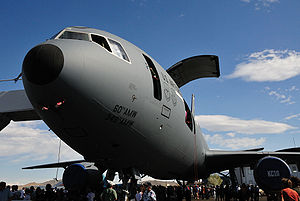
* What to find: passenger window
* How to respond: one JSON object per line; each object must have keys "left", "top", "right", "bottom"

{"left": 59, "top": 31, "right": 89, "bottom": 41}
{"left": 108, "top": 39, "right": 130, "bottom": 62}
{"left": 143, "top": 54, "right": 162, "bottom": 101}
{"left": 91, "top": 34, "right": 112, "bottom": 52}
{"left": 184, "top": 100, "right": 193, "bottom": 132}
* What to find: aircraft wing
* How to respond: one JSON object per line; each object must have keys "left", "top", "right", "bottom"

{"left": 276, "top": 147, "right": 300, "bottom": 152}
{"left": 166, "top": 55, "right": 220, "bottom": 88}
{"left": 22, "top": 160, "right": 86, "bottom": 169}
{"left": 205, "top": 149, "right": 300, "bottom": 174}
{"left": 241, "top": 147, "right": 264, "bottom": 152}
{"left": 0, "top": 90, "right": 40, "bottom": 131}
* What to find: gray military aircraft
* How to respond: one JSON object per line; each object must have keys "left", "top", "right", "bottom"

{"left": 1, "top": 26, "right": 299, "bottom": 192}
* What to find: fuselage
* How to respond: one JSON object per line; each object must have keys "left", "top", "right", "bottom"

{"left": 22, "top": 27, "right": 209, "bottom": 180}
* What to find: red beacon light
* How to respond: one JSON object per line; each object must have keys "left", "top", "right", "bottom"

{"left": 55, "top": 100, "right": 65, "bottom": 108}
{"left": 42, "top": 106, "right": 49, "bottom": 111}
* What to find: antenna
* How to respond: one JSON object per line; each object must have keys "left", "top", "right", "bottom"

{"left": 293, "top": 137, "right": 296, "bottom": 147}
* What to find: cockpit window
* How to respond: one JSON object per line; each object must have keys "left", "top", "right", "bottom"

{"left": 108, "top": 39, "right": 130, "bottom": 62}
{"left": 91, "top": 34, "right": 112, "bottom": 52}
{"left": 143, "top": 54, "right": 162, "bottom": 101}
{"left": 59, "top": 31, "right": 89, "bottom": 41}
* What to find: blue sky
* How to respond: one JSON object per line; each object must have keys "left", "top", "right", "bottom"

{"left": 1, "top": 0, "right": 300, "bottom": 184}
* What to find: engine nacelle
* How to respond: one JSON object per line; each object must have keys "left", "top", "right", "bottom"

{"left": 254, "top": 156, "right": 291, "bottom": 192}
{"left": 62, "top": 162, "right": 102, "bottom": 190}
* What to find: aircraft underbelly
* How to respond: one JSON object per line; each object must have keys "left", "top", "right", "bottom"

{"left": 66, "top": 101, "right": 192, "bottom": 178}
{"left": 28, "top": 80, "right": 188, "bottom": 177}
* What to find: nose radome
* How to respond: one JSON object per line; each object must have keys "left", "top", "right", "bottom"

{"left": 23, "top": 44, "right": 64, "bottom": 85}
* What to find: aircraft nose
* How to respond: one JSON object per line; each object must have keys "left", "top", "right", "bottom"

{"left": 23, "top": 44, "right": 64, "bottom": 85}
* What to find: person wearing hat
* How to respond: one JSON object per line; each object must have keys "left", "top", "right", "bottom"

{"left": 101, "top": 180, "right": 117, "bottom": 201}
{"left": 142, "top": 182, "right": 156, "bottom": 201}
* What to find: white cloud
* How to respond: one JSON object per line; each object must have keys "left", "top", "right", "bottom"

{"left": 285, "top": 113, "right": 300, "bottom": 121}
{"left": 241, "top": 0, "right": 279, "bottom": 10}
{"left": 264, "top": 86, "right": 296, "bottom": 105}
{"left": 261, "top": 0, "right": 279, "bottom": 6}
{"left": 130, "top": 0, "right": 148, "bottom": 7}
{"left": 0, "top": 121, "right": 83, "bottom": 163}
{"left": 195, "top": 115, "right": 296, "bottom": 134}
{"left": 286, "top": 86, "right": 299, "bottom": 92}
{"left": 280, "top": 96, "right": 295, "bottom": 105}
{"left": 269, "top": 90, "right": 286, "bottom": 99}
{"left": 227, "top": 49, "right": 300, "bottom": 82}
{"left": 204, "top": 134, "right": 266, "bottom": 149}
{"left": 226, "top": 132, "right": 236, "bottom": 137}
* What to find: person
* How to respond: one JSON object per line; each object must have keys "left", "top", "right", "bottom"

{"left": 29, "top": 186, "right": 36, "bottom": 200}
{"left": 101, "top": 180, "right": 117, "bottom": 201}
{"left": 281, "top": 178, "right": 299, "bottom": 201}
{"left": 176, "top": 186, "right": 183, "bottom": 201}
{"left": 253, "top": 185, "right": 260, "bottom": 201}
{"left": 136, "top": 185, "right": 144, "bottom": 201}
{"left": 219, "top": 185, "right": 225, "bottom": 201}
{"left": 224, "top": 185, "right": 231, "bottom": 201}
{"left": 19, "top": 187, "right": 25, "bottom": 199}
{"left": 10, "top": 185, "right": 20, "bottom": 200}
{"left": 184, "top": 185, "right": 191, "bottom": 201}
{"left": 35, "top": 187, "right": 44, "bottom": 201}
{"left": 24, "top": 188, "right": 31, "bottom": 200}
{"left": 142, "top": 182, "right": 156, "bottom": 201}
{"left": 201, "top": 185, "right": 206, "bottom": 199}
{"left": 44, "top": 184, "right": 56, "bottom": 201}
{"left": 0, "top": 182, "right": 12, "bottom": 201}
{"left": 87, "top": 188, "right": 96, "bottom": 201}
{"left": 239, "top": 183, "right": 248, "bottom": 201}
{"left": 291, "top": 176, "right": 300, "bottom": 195}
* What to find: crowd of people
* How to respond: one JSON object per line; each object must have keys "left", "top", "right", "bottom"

{"left": 1, "top": 177, "right": 300, "bottom": 201}
{"left": 0, "top": 182, "right": 96, "bottom": 201}
{"left": 140, "top": 183, "right": 260, "bottom": 201}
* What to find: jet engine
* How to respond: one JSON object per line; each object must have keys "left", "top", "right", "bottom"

{"left": 254, "top": 156, "right": 291, "bottom": 192}
{"left": 62, "top": 162, "right": 103, "bottom": 190}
